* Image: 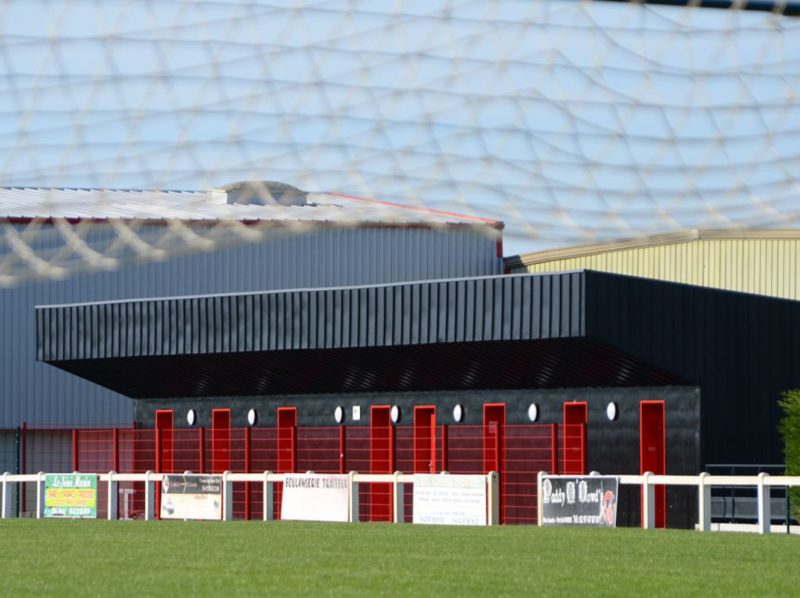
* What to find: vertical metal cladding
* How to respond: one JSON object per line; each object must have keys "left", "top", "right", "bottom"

{"left": 10, "top": 224, "right": 501, "bottom": 428}
{"left": 584, "top": 270, "right": 800, "bottom": 466}
{"left": 37, "top": 272, "right": 585, "bottom": 362}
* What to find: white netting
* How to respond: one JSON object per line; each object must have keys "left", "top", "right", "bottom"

{"left": 1, "top": 0, "right": 799, "bottom": 284}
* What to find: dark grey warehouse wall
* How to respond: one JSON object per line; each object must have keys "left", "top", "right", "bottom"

{"left": 7, "top": 225, "right": 500, "bottom": 427}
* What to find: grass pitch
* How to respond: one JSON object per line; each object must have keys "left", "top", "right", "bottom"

{"left": 0, "top": 520, "right": 798, "bottom": 596}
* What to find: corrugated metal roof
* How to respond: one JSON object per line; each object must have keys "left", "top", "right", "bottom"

{"left": 36, "top": 272, "right": 586, "bottom": 361}
{"left": 0, "top": 186, "right": 503, "bottom": 229}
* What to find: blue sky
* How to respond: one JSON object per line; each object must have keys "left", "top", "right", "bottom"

{"left": 0, "top": 0, "right": 798, "bottom": 254}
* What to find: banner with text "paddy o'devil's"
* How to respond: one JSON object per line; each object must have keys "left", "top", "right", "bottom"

{"left": 160, "top": 474, "right": 223, "bottom": 520}
{"left": 540, "top": 475, "right": 619, "bottom": 527}
{"left": 44, "top": 474, "right": 98, "bottom": 518}
{"left": 280, "top": 473, "right": 350, "bottom": 522}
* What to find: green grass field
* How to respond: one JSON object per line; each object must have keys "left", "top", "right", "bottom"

{"left": 0, "top": 520, "right": 798, "bottom": 596}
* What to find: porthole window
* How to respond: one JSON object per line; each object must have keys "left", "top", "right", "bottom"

{"left": 606, "top": 402, "right": 618, "bottom": 421}
{"left": 527, "top": 403, "right": 539, "bottom": 422}
{"left": 334, "top": 405, "right": 344, "bottom": 424}
{"left": 186, "top": 409, "right": 197, "bottom": 426}
{"left": 391, "top": 405, "right": 401, "bottom": 424}
{"left": 247, "top": 408, "right": 258, "bottom": 426}
{"left": 453, "top": 404, "right": 464, "bottom": 423}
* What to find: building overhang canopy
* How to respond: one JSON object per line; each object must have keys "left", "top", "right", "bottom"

{"left": 47, "top": 338, "right": 681, "bottom": 398}
{"left": 37, "top": 271, "right": 685, "bottom": 398}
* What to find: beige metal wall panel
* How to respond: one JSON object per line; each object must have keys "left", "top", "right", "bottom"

{"left": 515, "top": 238, "right": 800, "bottom": 301}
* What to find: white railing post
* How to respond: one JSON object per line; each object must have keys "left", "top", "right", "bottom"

{"left": 348, "top": 471, "right": 359, "bottom": 523}
{"left": 1, "top": 472, "right": 12, "bottom": 519}
{"left": 487, "top": 471, "right": 500, "bottom": 526}
{"left": 144, "top": 471, "right": 155, "bottom": 521}
{"left": 642, "top": 472, "right": 655, "bottom": 529}
{"left": 222, "top": 471, "right": 233, "bottom": 521}
{"left": 262, "top": 471, "right": 273, "bottom": 522}
{"left": 392, "top": 471, "right": 404, "bottom": 524}
{"left": 107, "top": 471, "right": 118, "bottom": 521}
{"left": 698, "top": 472, "right": 711, "bottom": 532}
{"left": 537, "top": 471, "right": 545, "bottom": 527}
{"left": 757, "top": 472, "right": 770, "bottom": 535}
{"left": 35, "top": 472, "right": 46, "bottom": 519}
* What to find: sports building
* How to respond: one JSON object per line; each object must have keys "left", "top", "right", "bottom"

{"left": 35, "top": 268, "right": 800, "bottom": 526}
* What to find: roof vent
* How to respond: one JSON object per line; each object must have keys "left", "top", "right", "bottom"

{"left": 222, "top": 181, "right": 307, "bottom": 207}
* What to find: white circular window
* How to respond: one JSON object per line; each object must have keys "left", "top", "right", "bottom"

{"left": 390, "top": 405, "right": 401, "bottom": 424}
{"left": 247, "top": 408, "right": 258, "bottom": 426}
{"left": 527, "top": 403, "right": 539, "bottom": 422}
{"left": 186, "top": 409, "right": 196, "bottom": 426}
{"left": 606, "top": 402, "right": 618, "bottom": 421}
{"left": 334, "top": 405, "right": 344, "bottom": 424}
{"left": 453, "top": 404, "right": 464, "bottom": 423}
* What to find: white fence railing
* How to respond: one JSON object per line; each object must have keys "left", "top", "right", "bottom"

{"left": 0, "top": 471, "right": 500, "bottom": 525}
{"left": 538, "top": 471, "right": 800, "bottom": 534}
{"left": 4, "top": 470, "right": 797, "bottom": 532}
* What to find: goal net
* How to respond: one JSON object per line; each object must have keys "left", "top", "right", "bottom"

{"left": 1, "top": 0, "right": 798, "bottom": 284}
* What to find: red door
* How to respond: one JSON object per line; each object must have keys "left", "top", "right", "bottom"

{"left": 211, "top": 409, "right": 231, "bottom": 473}
{"left": 483, "top": 404, "right": 505, "bottom": 474}
{"left": 277, "top": 407, "right": 297, "bottom": 474}
{"left": 155, "top": 410, "right": 174, "bottom": 474}
{"left": 154, "top": 410, "right": 174, "bottom": 519}
{"left": 562, "top": 402, "right": 587, "bottom": 475}
{"left": 483, "top": 403, "right": 505, "bottom": 523}
{"left": 370, "top": 405, "right": 394, "bottom": 522}
{"left": 275, "top": 407, "right": 297, "bottom": 520}
{"left": 414, "top": 406, "right": 437, "bottom": 474}
{"left": 640, "top": 401, "right": 666, "bottom": 528}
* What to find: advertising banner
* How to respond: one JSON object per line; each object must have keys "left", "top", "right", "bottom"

{"left": 160, "top": 474, "right": 223, "bottom": 520}
{"left": 540, "top": 475, "right": 619, "bottom": 527}
{"left": 280, "top": 473, "right": 350, "bottom": 522}
{"left": 412, "top": 474, "right": 487, "bottom": 526}
{"left": 44, "top": 474, "right": 97, "bottom": 518}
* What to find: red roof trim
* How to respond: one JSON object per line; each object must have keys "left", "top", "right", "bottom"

{"left": 328, "top": 192, "right": 504, "bottom": 230}
{"left": 0, "top": 216, "right": 493, "bottom": 231}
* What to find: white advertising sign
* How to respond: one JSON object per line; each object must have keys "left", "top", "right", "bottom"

{"left": 413, "top": 474, "right": 487, "bottom": 526}
{"left": 160, "top": 474, "right": 223, "bottom": 521}
{"left": 280, "top": 473, "right": 350, "bottom": 522}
